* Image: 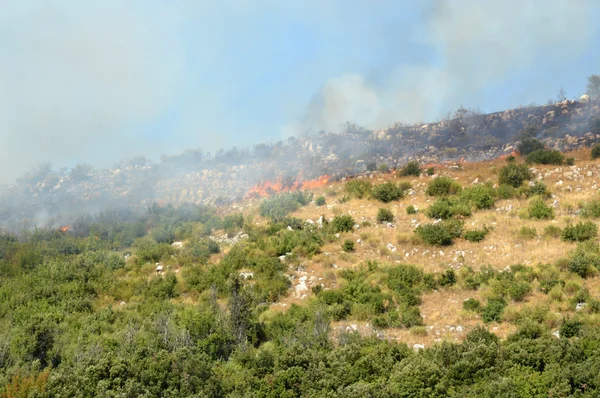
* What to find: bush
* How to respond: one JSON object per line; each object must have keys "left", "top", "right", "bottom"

{"left": 342, "top": 239, "right": 355, "bottom": 252}
{"left": 581, "top": 199, "right": 600, "bottom": 218}
{"left": 371, "top": 182, "right": 404, "bottom": 203}
{"left": 527, "top": 198, "right": 554, "bottom": 220}
{"left": 378, "top": 163, "right": 389, "bottom": 173}
{"left": 496, "top": 184, "right": 516, "bottom": 199}
{"left": 345, "top": 180, "right": 372, "bottom": 199}
{"left": 406, "top": 205, "right": 417, "bottom": 215}
{"left": 415, "top": 221, "right": 463, "bottom": 246}
{"left": 426, "top": 177, "right": 462, "bottom": 196}
{"left": 498, "top": 163, "right": 532, "bottom": 188}
{"left": 566, "top": 241, "right": 600, "bottom": 278}
{"left": 259, "top": 192, "right": 312, "bottom": 222}
{"left": 518, "top": 138, "right": 545, "bottom": 155}
{"left": 481, "top": 297, "right": 507, "bottom": 323}
{"left": 331, "top": 215, "right": 355, "bottom": 233}
{"left": 460, "top": 185, "right": 495, "bottom": 209}
{"left": 399, "top": 161, "right": 421, "bottom": 177}
{"left": 560, "top": 317, "right": 583, "bottom": 338}
{"left": 566, "top": 157, "right": 575, "bottom": 166}
{"left": 376, "top": 208, "right": 394, "bottom": 223}
{"left": 526, "top": 182, "right": 550, "bottom": 198}
{"left": 315, "top": 196, "right": 326, "bottom": 206}
{"left": 592, "top": 144, "right": 600, "bottom": 159}
{"left": 463, "top": 228, "right": 489, "bottom": 242}
{"left": 562, "top": 221, "right": 598, "bottom": 242}
{"left": 426, "top": 167, "right": 435, "bottom": 176}
{"left": 426, "top": 198, "right": 471, "bottom": 219}
{"left": 439, "top": 269, "right": 456, "bottom": 287}
{"left": 526, "top": 149, "right": 564, "bottom": 165}
{"left": 463, "top": 298, "right": 481, "bottom": 312}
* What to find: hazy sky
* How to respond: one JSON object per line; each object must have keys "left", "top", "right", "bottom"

{"left": 1, "top": 1, "right": 600, "bottom": 183}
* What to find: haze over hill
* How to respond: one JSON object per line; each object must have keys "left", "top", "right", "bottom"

{"left": 2, "top": 1, "right": 600, "bottom": 184}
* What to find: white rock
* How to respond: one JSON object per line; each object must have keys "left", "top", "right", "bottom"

{"left": 413, "top": 344, "right": 425, "bottom": 351}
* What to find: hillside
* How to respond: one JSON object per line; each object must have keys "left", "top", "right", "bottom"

{"left": 1, "top": 98, "right": 599, "bottom": 232}
{"left": 2, "top": 144, "right": 600, "bottom": 395}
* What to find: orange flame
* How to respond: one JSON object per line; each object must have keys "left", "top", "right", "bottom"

{"left": 60, "top": 225, "right": 71, "bottom": 233}
{"left": 247, "top": 175, "right": 331, "bottom": 198}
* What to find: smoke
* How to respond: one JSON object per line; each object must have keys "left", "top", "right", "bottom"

{"left": 301, "top": 0, "right": 597, "bottom": 133}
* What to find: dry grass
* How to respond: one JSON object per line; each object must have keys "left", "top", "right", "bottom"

{"left": 222, "top": 148, "right": 600, "bottom": 345}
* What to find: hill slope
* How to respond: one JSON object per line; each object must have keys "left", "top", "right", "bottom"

{"left": 2, "top": 146, "right": 600, "bottom": 395}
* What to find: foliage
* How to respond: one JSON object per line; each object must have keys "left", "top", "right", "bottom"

{"left": 518, "top": 226, "right": 538, "bottom": 240}
{"left": 460, "top": 184, "right": 496, "bottom": 209}
{"left": 526, "top": 149, "right": 565, "bottom": 165}
{"left": 463, "top": 228, "right": 489, "bottom": 242}
{"left": 399, "top": 161, "right": 421, "bottom": 177}
{"left": 426, "top": 197, "right": 471, "bottom": 219}
{"left": 587, "top": 74, "right": 600, "bottom": 100}
{"left": 562, "top": 221, "right": 598, "bottom": 242}
{"left": 406, "top": 205, "right": 417, "bottom": 215}
{"left": 581, "top": 198, "right": 600, "bottom": 218}
{"left": 498, "top": 163, "right": 532, "bottom": 188}
{"left": 426, "top": 167, "right": 435, "bottom": 176}
{"left": 342, "top": 239, "right": 355, "bottom": 252}
{"left": 259, "top": 192, "right": 312, "bottom": 222}
{"left": 330, "top": 215, "right": 355, "bottom": 233}
{"left": 371, "top": 182, "right": 405, "bottom": 203}
{"left": 566, "top": 157, "right": 575, "bottom": 166}
{"left": 517, "top": 138, "right": 545, "bottom": 155}
{"left": 463, "top": 298, "right": 481, "bottom": 312}
{"left": 345, "top": 180, "right": 372, "bottom": 199}
{"left": 481, "top": 297, "right": 507, "bottom": 323}
{"left": 566, "top": 241, "right": 600, "bottom": 278}
{"left": 592, "top": 144, "right": 600, "bottom": 159}
{"left": 526, "top": 198, "right": 554, "bottom": 220}
{"left": 315, "top": 196, "right": 326, "bottom": 206}
{"left": 415, "top": 220, "right": 463, "bottom": 246}
{"left": 426, "top": 176, "right": 462, "bottom": 196}
{"left": 376, "top": 208, "right": 394, "bottom": 223}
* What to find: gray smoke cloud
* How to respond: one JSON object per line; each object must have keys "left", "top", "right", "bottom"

{"left": 299, "top": 0, "right": 597, "bottom": 134}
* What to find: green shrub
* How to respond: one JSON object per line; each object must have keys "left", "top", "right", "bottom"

{"left": 342, "top": 239, "right": 355, "bottom": 252}
{"left": 399, "top": 161, "right": 421, "bottom": 177}
{"left": 345, "top": 180, "right": 372, "bottom": 199}
{"left": 560, "top": 317, "right": 583, "bottom": 338}
{"left": 526, "top": 182, "right": 550, "bottom": 198}
{"left": 415, "top": 224, "right": 453, "bottom": 246}
{"left": 259, "top": 192, "right": 312, "bottom": 222}
{"left": 376, "top": 208, "right": 395, "bottom": 223}
{"left": 371, "top": 182, "right": 404, "bottom": 203}
{"left": 561, "top": 221, "right": 598, "bottom": 242}
{"left": 592, "top": 144, "right": 600, "bottom": 159}
{"left": 566, "top": 157, "right": 575, "bottom": 166}
{"left": 439, "top": 269, "right": 456, "bottom": 287}
{"left": 518, "top": 138, "right": 545, "bottom": 155}
{"left": 399, "top": 181, "right": 412, "bottom": 191}
{"left": 331, "top": 215, "right": 355, "bottom": 233}
{"left": 463, "top": 228, "right": 489, "bottom": 242}
{"left": 426, "top": 198, "right": 471, "bottom": 219}
{"left": 543, "top": 225, "right": 562, "bottom": 238}
{"left": 315, "top": 196, "right": 326, "bottom": 206}
{"left": 427, "top": 167, "right": 435, "bottom": 176}
{"left": 566, "top": 241, "right": 600, "bottom": 278}
{"left": 222, "top": 213, "right": 244, "bottom": 230}
{"left": 498, "top": 163, "right": 532, "bottom": 188}
{"left": 496, "top": 184, "right": 516, "bottom": 199}
{"left": 527, "top": 198, "right": 554, "bottom": 220}
{"left": 461, "top": 185, "right": 495, "bottom": 209}
{"left": 508, "top": 280, "right": 531, "bottom": 302}
{"left": 526, "top": 149, "right": 564, "bottom": 165}
{"left": 581, "top": 199, "right": 600, "bottom": 218}
{"left": 426, "top": 177, "right": 462, "bottom": 196}
{"left": 406, "top": 205, "right": 417, "bottom": 215}
{"left": 415, "top": 220, "right": 463, "bottom": 246}
{"left": 481, "top": 297, "right": 507, "bottom": 323}
{"left": 518, "top": 226, "right": 538, "bottom": 239}
{"left": 378, "top": 163, "right": 390, "bottom": 173}
{"left": 463, "top": 298, "right": 481, "bottom": 312}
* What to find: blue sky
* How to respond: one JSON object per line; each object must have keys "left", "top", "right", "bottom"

{"left": 1, "top": 1, "right": 600, "bottom": 182}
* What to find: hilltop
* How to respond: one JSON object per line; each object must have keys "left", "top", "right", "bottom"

{"left": 1, "top": 97, "right": 600, "bottom": 231}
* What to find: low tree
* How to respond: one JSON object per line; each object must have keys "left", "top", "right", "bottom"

{"left": 587, "top": 74, "right": 600, "bottom": 100}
